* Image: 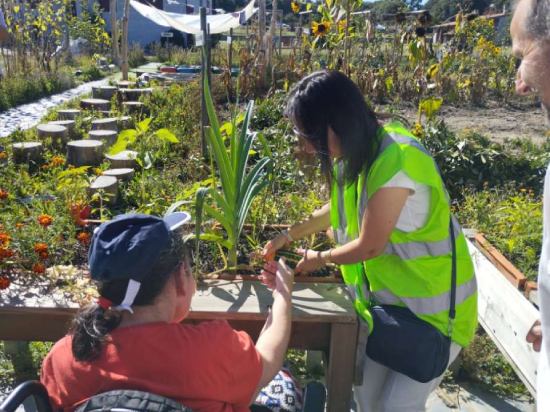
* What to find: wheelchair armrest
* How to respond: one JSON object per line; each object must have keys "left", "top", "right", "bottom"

{"left": 0, "top": 381, "right": 53, "bottom": 412}
{"left": 301, "top": 381, "right": 326, "bottom": 412}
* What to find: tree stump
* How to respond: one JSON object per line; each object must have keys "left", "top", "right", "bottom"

{"left": 105, "top": 150, "right": 138, "bottom": 169}
{"left": 91, "top": 118, "right": 118, "bottom": 132}
{"left": 118, "top": 116, "right": 132, "bottom": 130}
{"left": 102, "top": 168, "right": 135, "bottom": 181}
{"left": 80, "top": 98, "right": 110, "bottom": 112}
{"left": 67, "top": 140, "right": 104, "bottom": 167}
{"left": 37, "top": 124, "right": 68, "bottom": 146}
{"left": 12, "top": 142, "right": 43, "bottom": 165}
{"left": 88, "top": 175, "right": 118, "bottom": 205}
{"left": 88, "top": 130, "right": 118, "bottom": 147}
{"left": 118, "top": 88, "right": 153, "bottom": 101}
{"left": 116, "top": 80, "right": 136, "bottom": 89}
{"left": 49, "top": 120, "right": 76, "bottom": 137}
{"left": 92, "top": 85, "right": 117, "bottom": 100}
{"left": 57, "top": 109, "right": 81, "bottom": 120}
{"left": 122, "top": 101, "right": 145, "bottom": 116}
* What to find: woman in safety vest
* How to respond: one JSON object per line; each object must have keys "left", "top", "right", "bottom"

{"left": 263, "top": 70, "right": 477, "bottom": 411}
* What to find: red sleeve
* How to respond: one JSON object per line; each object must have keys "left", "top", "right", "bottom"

{"left": 40, "top": 340, "right": 66, "bottom": 411}
{"left": 199, "top": 320, "right": 262, "bottom": 405}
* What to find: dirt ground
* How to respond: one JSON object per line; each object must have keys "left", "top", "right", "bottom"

{"left": 389, "top": 102, "right": 550, "bottom": 144}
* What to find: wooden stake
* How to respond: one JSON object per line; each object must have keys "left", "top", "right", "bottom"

{"left": 110, "top": 0, "right": 120, "bottom": 65}
{"left": 121, "top": 0, "right": 130, "bottom": 81}
{"left": 200, "top": 7, "right": 209, "bottom": 159}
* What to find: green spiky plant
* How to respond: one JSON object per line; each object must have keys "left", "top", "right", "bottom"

{"left": 195, "top": 76, "right": 273, "bottom": 271}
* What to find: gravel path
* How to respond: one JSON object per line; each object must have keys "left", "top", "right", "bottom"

{"left": 0, "top": 78, "right": 110, "bottom": 138}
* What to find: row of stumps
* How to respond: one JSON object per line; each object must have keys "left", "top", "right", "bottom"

{"left": 7, "top": 80, "right": 153, "bottom": 205}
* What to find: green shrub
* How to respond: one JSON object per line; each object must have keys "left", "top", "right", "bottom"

{"left": 128, "top": 43, "right": 147, "bottom": 68}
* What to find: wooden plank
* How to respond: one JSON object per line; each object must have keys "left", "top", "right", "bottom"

{"left": 326, "top": 323, "right": 356, "bottom": 411}
{"left": 192, "top": 280, "right": 356, "bottom": 323}
{"left": 468, "top": 239, "right": 539, "bottom": 396}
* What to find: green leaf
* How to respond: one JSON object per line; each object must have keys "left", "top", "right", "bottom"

{"left": 57, "top": 166, "right": 90, "bottom": 179}
{"left": 137, "top": 118, "right": 152, "bottom": 133}
{"left": 108, "top": 129, "right": 138, "bottom": 155}
{"left": 155, "top": 128, "right": 179, "bottom": 143}
{"left": 165, "top": 200, "right": 192, "bottom": 216}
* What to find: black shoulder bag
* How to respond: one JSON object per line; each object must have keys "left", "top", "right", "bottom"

{"left": 365, "top": 218, "right": 457, "bottom": 383}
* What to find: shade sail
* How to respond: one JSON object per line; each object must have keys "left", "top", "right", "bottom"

{"left": 130, "top": 0, "right": 257, "bottom": 35}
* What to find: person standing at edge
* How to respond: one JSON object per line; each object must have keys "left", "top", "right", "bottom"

{"left": 262, "top": 70, "right": 478, "bottom": 411}
{"left": 512, "top": 1, "right": 550, "bottom": 410}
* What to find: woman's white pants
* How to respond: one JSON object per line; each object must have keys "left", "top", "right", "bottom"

{"left": 353, "top": 343, "right": 462, "bottom": 412}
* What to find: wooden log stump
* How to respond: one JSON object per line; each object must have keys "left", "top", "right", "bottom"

{"left": 116, "top": 80, "right": 136, "bottom": 89}
{"left": 88, "top": 130, "right": 118, "bottom": 147}
{"left": 122, "top": 101, "right": 145, "bottom": 116}
{"left": 118, "top": 116, "right": 132, "bottom": 130}
{"left": 67, "top": 140, "right": 104, "bottom": 167}
{"left": 37, "top": 124, "right": 68, "bottom": 146}
{"left": 80, "top": 98, "right": 110, "bottom": 112}
{"left": 12, "top": 142, "right": 43, "bottom": 165}
{"left": 118, "top": 88, "right": 153, "bottom": 101}
{"left": 49, "top": 120, "right": 76, "bottom": 136}
{"left": 102, "top": 168, "right": 135, "bottom": 181}
{"left": 91, "top": 118, "right": 118, "bottom": 132}
{"left": 57, "top": 109, "right": 81, "bottom": 120}
{"left": 105, "top": 150, "right": 138, "bottom": 169}
{"left": 88, "top": 175, "right": 118, "bottom": 205}
{"left": 92, "top": 85, "right": 117, "bottom": 100}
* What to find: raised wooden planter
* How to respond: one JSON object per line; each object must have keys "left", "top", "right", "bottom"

{"left": 80, "top": 98, "right": 110, "bottom": 112}
{"left": 12, "top": 142, "right": 43, "bottom": 165}
{"left": 57, "top": 109, "right": 81, "bottom": 121}
{"left": 473, "top": 233, "right": 538, "bottom": 305}
{"left": 91, "top": 118, "right": 119, "bottom": 132}
{"left": 92, "top": 85, "right": 117, "bottom": 100}
{"left": 89, "top": 130, "right": 118, "bottom": 146}
{"left": 67, "top": 140, "right": 104, "bottom": 167}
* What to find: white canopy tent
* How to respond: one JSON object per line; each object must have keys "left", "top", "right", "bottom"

{"left": 129, "top": 0, "right": 257, "bottom": 35}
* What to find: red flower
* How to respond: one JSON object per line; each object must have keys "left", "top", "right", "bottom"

{"left": 0, "top": 247, "right": 14, "bottom": 261}
{"left": 0, "top": 189, "right": 8, "bottom": 200}
{"left": 0, "top": 233, "right": 10, "bottom": 247}
{"left": 32, "top": 263, "right": 46, "bottom": 274}
{"left": 38, "top": 251, "right": 49, "bottom": 260}
{"left": 34, "top": 243, "right": 48, "bottom": 254}
{"left": 70, "top": 203, "right": 91, "bottom": 227}
{"left": 38, "top": 214, "right": 53, "bottom": 227}
{"left": 0, "top": 276, "right": 10, "bottom": 290}
{"left": 76, "top": 232, "right": 91, "bottom": 245}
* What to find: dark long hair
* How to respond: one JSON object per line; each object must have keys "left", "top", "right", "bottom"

{"left": 285, "top": 70, "right": 381, "bottom": 183}
{"left": 70, "top": 233, "right": 189, "bottom": 362}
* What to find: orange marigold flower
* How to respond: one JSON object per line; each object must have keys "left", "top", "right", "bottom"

{"left": 32, "top": 263, "right": 46, "bottom": 274}
{"left": 0, "top": 151, "right": 7, "bottom": 160}
{"left": 0, "top": 189, "right": 8, "bottom": 199}
{"left": 38, "top": 214, "right": 53, "bottom": 227}
{"left": 34, "top": 242, "right": 48, "bottom": 254}
{"left": 49, "top": 155, "right": 65, "bottom": 167}
{"left": 0, "top": 276, "right": 10, "bottom": 290}
{"left": 0, "top": 233, "right": 10, "bottom": 247}
{"left": 70, "top": 203, "right": 91, "bottom": 227}
{"left": 77, "top": 232, "right": 91, "bottom": 245}
{"left": 15, "top": 223, "right": 24, "bottom": 229}
{"left": 0, "top": 247, "right": 14, "bottom": 260}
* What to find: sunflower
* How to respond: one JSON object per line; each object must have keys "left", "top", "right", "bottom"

{"left": 312, "top": 20, "right": 331, "bottom": 36}
{"left": 291, "top": 1, "right": 300, "bottom": 14}
{"left": 38, "top": 214, "right": 53, "bottom": 227}
{"left": 337, "top": 19, "right": 347, "bottom": 33}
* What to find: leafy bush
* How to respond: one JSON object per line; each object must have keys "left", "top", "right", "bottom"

{"left": 420, "top": 121, "right": 549, "bottom": 200}
{"left": 457, "top": 187, "right": 542, "bottom": 280}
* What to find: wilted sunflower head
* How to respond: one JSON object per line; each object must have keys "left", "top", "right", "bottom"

{"left": 291, "top": 1, "right": 300, "bottom": 14}
{"left": 312, "top": 20, "right": 331, "bottom": 36}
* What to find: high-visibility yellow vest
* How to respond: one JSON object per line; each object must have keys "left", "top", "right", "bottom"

{"left": 330, "top": 121, "right": 477, "bottom": 347}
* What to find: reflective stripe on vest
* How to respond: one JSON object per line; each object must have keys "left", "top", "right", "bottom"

{"left": 384, "top": 218, "right": 462, "bottom": 260}
{"left": 372, "top": 276, "right": 477, "bottom": 315}
{"left": 335, "top": 162, "right": 349, "bottom": 245}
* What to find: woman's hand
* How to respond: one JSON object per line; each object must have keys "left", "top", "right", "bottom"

{"left": 295, "top": 248, "right": 327, "bottom": 274}
{"left": 262, "top": 233, "right": 290, "bottom": 261}
{"left": 260, "top": 259, "right": 294, "bottom": 299}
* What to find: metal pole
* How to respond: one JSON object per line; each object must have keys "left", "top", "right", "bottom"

{"left": 200, "top": 7, "right": 208, "bottom": 159}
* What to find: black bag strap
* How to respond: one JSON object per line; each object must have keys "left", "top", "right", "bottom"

{"left": 448, "top": 216, "right": 457, "bottom": 331}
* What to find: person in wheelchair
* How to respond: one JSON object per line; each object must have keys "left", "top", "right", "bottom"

{"left": 40, "top": 212, "right": 299, "bottom": 412}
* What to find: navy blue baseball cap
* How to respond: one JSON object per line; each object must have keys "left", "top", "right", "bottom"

{"left": 88, "top": 212, "right": 191, "bottom": 312}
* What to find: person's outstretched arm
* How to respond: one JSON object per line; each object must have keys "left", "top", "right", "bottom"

{"left": 253, "top": 259, "right": 294, "bottom": 398}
